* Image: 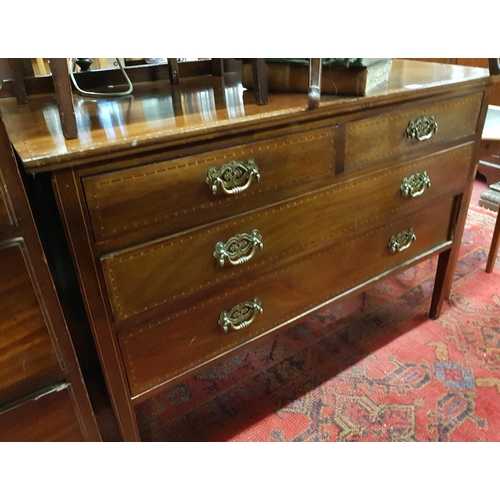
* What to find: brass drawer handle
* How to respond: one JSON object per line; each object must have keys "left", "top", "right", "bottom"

{"left": 218, "top": 297, "right": 263, "bottom": 332}
{"left": 388, "top": 229, "right": 416, "bottom": 253}
{"left": 214, "top": 229, "right": 263, "bottom": 267}
{"left": 405, "top": 116, "right": 438, "bottom": 141}
{"left": 206, "top": 159, "right": 260, "bottom": 195}
{"left": 400, "top": 171, "right": 431, "bottom": 198}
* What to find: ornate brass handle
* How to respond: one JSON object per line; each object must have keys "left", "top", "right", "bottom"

{"left": 218, "top": 298, "right": 263, "bottom": 332}
{"left": 400, "top": 171, "right": 431, "bottom": 198}
{"left": 388, "top": 229, "right": 416, "bottom": 253}
{"left": 214, "top": 229, "right": 263, "bottom": 267}
{"left": 405, "top": 116, "right": 438, "bottom": 141}
{"left": 206, "top": 159, "right": 260, "bottom": 195}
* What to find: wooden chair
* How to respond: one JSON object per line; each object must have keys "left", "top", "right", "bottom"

{"left": 169, "top": 58, "right": 270, "bottom": 106}
{"left": 8, "top": 58, "right": 323, "bottom": 142}
{"left": 9, "top": 58, "right": 78, "bottom": 139}
{"left": 243, "top": 58, "right": 323, "bottom": 109}
{"left": 483, "top": 58, "right": 500, "bottom": 273}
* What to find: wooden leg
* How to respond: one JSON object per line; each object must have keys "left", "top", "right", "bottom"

{"left": 8, "top": 58, "right": 28, "bottom": 105}
{"left": 171, "top": 85, "right": 183, "bottom": 117}
{"left": 52, "top": 170, "right": 142, "bottom": 441}
{"left": 429, "top": 143, "right": 484, "bottom": 317}
{"left": 211, "top": 58, "right": 224, "bottom": 77}
{"left": 486, "top": 211, "right": 500, "bottom": 272}
{"left": 430, "top": 185, "right": 477, "bottom": 319}
{"left": 488, "top": 58, "right": 500, "bottom": 76}
{"left": 308, "top": 58, "right": 322, "bottom": 110}
{"left": 429, "top": 249, "right": 452, "bottom": 319}
{"left": 251, "top": 59, "right": 268, "bottom": 105}
{"left": 48, "top": 58, "right": 78, "bottom": 140}
{"left": 167, "top": 58, "right": 180, "bottom": 85}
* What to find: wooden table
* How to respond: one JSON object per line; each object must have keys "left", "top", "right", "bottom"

{"left": 0, "top": 60, "right": 493, "bottom": 441}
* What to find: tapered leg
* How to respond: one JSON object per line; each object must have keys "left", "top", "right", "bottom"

{"left": 486, "top": 211, "right": 500, "bottom": 273}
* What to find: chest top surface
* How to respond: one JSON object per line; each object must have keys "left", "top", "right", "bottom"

{"left": 0, "top": 59, "right": 491, "bottom": 173}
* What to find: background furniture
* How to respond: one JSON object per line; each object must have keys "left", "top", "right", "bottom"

{"left": 0, "top": 60, "right": 493, "bottom": 441}
{"left": 477, "top": 59, "right": 500, "bottom": 186}
{"left": 0, "top": 113, "right": 101, "bottom": 441}
{"left": 483, "top": 61, "right": 500, "bottom": 273}
{"left": 6, "top": 58, "right": 271, "bottom": 141}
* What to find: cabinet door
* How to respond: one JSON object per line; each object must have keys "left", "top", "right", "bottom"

{"left": 0, "top": 241, "right": 62, "bottom": 406}
{"left": 0, "top": 115, "right": 101, "bottom": 441}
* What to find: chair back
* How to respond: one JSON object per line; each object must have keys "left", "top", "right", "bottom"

{"left": 489, "top": 58, "right": 500, "bottom": 76}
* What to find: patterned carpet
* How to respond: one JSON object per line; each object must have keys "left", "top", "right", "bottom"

{"left": 118, "top": 204, "right": 500, "bottom": 441}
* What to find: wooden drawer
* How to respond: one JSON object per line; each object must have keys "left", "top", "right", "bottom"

{"left": 82, "top": 126, "right": 337, "bottom": 247}
{"left": 119, "top": 196, "right": 454, "bottom": 398}
{"left": 0, "top": 384, "right": 86, "bottom": 441}
{"left": 0, "top": 242, "right": 62, "bottom": 406}
{"left": 345, "top": 93, "right": 483, "bottom": 171}
{"left": 101, "top": 144, "right": 473, "bottom": 327}
{"left": 0, "top": 168, "right": 16, "bottom": 231}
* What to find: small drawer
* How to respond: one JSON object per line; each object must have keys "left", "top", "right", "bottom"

{"left": 0, "top": 242, "right": 62, "bottom": 406}
{"left": 83, "top": 126, "right": 337, "bottom": 247}
{"left": 345, "top": 93, "right": 483, "bottom": 171}
{"left": 0, "top": 168, "right": 16, "bottom": 232}
{"left": 0, "top": 384, "right": 86, "bottom": 441}
{"left": 120, "top": 196, "right": 454, "bottom": 398}
{"left": 101, "top": 144, "right": 472, "bottom": 327}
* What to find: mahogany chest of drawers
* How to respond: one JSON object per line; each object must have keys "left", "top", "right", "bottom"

{"left": 0, "top": 60, "right": 492, "bottom": 440}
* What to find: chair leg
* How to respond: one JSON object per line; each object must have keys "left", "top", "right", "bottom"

{"left": 8, "top": 58, "right": 28, "bottom": 104}
{"left": 167, "top": 59, "right": 179, "bottom": 85}
{"left": 308, "top": 58, "right": 322, "bottom": 110}
{"left": 211, "top": 58, "right": 224, "bottom": 77}
{"left": 49, "top": 58, "right": 78, "bottom": 140}
{"left": 486, "top": 210, "right": 500, "bottom": 273}
{"left": 251, "top": 59, "right": 268, "bottom": 105}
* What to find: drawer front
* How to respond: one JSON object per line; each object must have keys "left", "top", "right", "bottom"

{"left": 0, "top": 168, "right": 16, "bottom": 231}
{"left": 345, "top": 94, "right": 482, "bottom": 171}
{"left": 0, "top": 242, "right": 62, "bottom": 406}
{"left": 120, "top": 196, "right": 454, "bottom": 398}
{"left": 83, "top": 126, "right": 336, "bottom": 246}
{"left": 102, "top": 144, "right": 472, "bottom": 326}
{"left": 0, "top": 385, "right": 86, "bottom": 441}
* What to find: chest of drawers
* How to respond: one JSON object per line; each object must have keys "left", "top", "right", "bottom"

{"left": 0, "top": 60, "right": 492, "bottom": 441}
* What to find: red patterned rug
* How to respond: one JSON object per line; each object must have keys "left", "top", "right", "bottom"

{"left": 121, "top": 204, "right": 500, "bottom": 441}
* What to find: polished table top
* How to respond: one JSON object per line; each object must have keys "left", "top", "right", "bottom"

{"left": 0, "top": 60, "right": 491, "bottom": 173}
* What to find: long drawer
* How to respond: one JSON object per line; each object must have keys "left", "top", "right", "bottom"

{"left": 82, "top": 125, "right": 337, "bottom": 247}
{"left": 101, "top": 144, "right": 473, "bottom": 327}
{"left": 0, "top": 241, "right": 62, "bottom": 406}
{"left": 119, "top": 196, "right": 455, "bottom": 398}
{"left": 345, "top": 93, "right": 482, "bottom": 171}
